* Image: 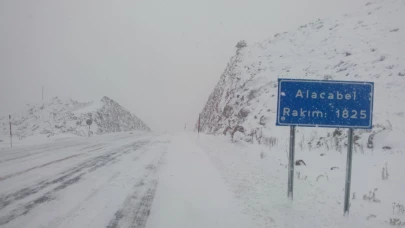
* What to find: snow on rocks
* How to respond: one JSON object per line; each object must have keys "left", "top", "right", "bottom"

{"left": 0, "top": 96, "right": 150, "bottom": 140}
{"left": 197, "top": 0, "right": 405, "bottom": 152}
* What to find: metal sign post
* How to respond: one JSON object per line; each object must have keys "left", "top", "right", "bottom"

{"left": 198, "top": 114, "right": 201, "bottom": 135}
{"left": 9, "top": 115, "right": 12, "bottom": 148}
{"left": 86, "top": 119, "right": 93, "bottom": 138}
{"left": 344, "top": 128, "right": 354, "bottom": 215}
{"left": 288, "top": 125, "right": 296, "bottom": 199}
{"left": 276, "top": 78, "right": 374, "bottom": 216}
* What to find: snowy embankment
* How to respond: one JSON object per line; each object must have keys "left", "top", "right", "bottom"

{"left": 193, "top": 0, "right": 405, "bottom": 225}
{"left": 197, "top": 0, "right": 405, "bottom": 157}
{"left": 196, "top": 132, "right": 405, "bottom": 228}
{"left": 0, "top": 96, "right": 150, "bottom": 141}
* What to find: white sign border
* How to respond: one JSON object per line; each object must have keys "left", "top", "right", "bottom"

{"left": 276, "top": 79, "right": 374, "bottom": 129}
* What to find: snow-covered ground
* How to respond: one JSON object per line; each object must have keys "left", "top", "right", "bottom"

{"left": 197, "top": 132, "right": 405, "bottom": 228}
{"left": 0, "top": 131, "right": 403, "bottom": 227}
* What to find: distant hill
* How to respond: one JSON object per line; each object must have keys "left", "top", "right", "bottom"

{"left": 197, "top": 0, "right": 404, "bottom": 149}
{"left": 0, "top": 96, "right": 150, "bottom": 139}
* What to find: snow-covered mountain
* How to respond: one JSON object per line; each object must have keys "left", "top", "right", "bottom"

{"left": 0, "top": 96, "right": 150, "bottom": 139}
{"left": 198, "top": 0, "right": 404, "bottom": 149}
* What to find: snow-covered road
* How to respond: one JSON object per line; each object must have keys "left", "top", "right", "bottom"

{"left": 0, "top": 132, "right": 169, "bottom": 228}
{"left": 1, "top": 131, "right": 402, "bottom": 228}
{"left": 0, "top": 132, "right": 256, "bottom": 228}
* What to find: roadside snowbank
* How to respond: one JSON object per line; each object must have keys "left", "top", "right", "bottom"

{"left": 196, "top": 132, "right": 405, "bottom": 227}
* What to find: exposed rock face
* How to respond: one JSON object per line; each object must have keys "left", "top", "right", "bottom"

{"left": 94, "top": 96, "right": 150, "bottom": 134}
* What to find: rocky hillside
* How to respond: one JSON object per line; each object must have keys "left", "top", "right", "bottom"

{"left": 197, "top": 0, "right": 404, "bottom": 149}
{"left": 0, "top": 96, "right": 150, "bottom": 139}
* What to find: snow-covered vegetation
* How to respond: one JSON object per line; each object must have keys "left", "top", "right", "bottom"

{"left": 197, "top": 132, "right": 405, "bottom": 227}
{"left": 197, "top": 0, "right": 404, "bottom": 150}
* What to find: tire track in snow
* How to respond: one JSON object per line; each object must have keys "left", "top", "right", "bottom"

{"left": 0, "top": 143, "right": 108, "bottom": 170}
{"left": 107, "top": 149, "right": 167, "bottom": 228}
{"left": 0, "top": 142, "right": 88, "bottom": 165}
{"left": 0, "top": 173, "right": 85, "bottom": 227}
{"left": 43, "top": 171, "right": 123, "bottom": 228}
{"left": 0, "top": 141, "right": 151, "bottom": 226}
{"left": 0, "top": 153, "right": 85, "bottom": 181}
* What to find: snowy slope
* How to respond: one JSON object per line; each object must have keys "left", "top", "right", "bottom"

{"left": 198, "top": 0, "right": 405, "bottom": 150}
{"left": 195, "top": 1, "right": 405, "bottom": 226}
{"left": 196, "top": 133, "right": 405, "bottom": 228}
{"left": 0, "top": 96, "right": 150, "bottom": 139}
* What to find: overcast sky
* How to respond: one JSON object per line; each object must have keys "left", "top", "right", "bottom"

{"left": 0, "top": 0, "right": 369, "bottom": 132}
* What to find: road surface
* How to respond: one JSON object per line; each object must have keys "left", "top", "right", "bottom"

{"left": 0, "top": 132, "right": 256, "bottom": 228}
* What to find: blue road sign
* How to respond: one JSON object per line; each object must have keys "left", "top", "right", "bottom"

{"left": 276, "top": 79, "right": 374, "bottom": 128}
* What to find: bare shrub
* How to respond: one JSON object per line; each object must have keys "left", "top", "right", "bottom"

{"left": 316, "top": 173, "right": 329, "bottom": 182}
{"left": 392, "top": 203, "right": 405, "bottom": 215}
{"left": 379, "top": 56, "right": 386, "bottom": 61}
{"left": 235, "top": 40, "right": 247, "bottom": 49}
{"left": 231, "top": 125, "right": 245, "bottom": 142}
{"left": 296, "top": 171, "right": 307, "bottom": 180}
{"left": 367, "top": 133, "right": 375, "bottom": 149}
{"left": 359, "top": 141, "right": 365, "bottom": 154}
{"left": 366, "top": 214, "right": 376, "bottom": 220}
{"left": 389, "top": 218, "right": 404, "bottom": 226}
{"left": 363, "top": 188, "right": 381, "bottom": 203}
{"left": 222, "top": 105, "right": 233, "bottom": 118}
{"left": 223, "top": 126, "right": 232, "bottom": 135}
{"left": 316, "top": 175, "right": 323, "bottom": 182}
{"left": 256, "top": 129, "right": 263, "bottom": 144}
{"left": 308, "top": 141, "right": 313, "bottom": 152}
{"left": 247, "top": 130, "right": 256, "bottom": 144}
{"left": 382, "top": 163, "right": 389, "bottom": 180}
{"left": 296, "top": 160, "right": 306, "bottom": 166}
{"left": 262, "top": 136, "right": 278, "bottom": 148}
{"left": 298, "top": 134, "right": 304, "bottom": 151}
{"left": 285, "top": 147, "right": 288, "bottom": 159}
{"left": 324, "top": 74, "right": 334, "bottom": 80}
{"left": 238, "top": 107, "right": 250, "bottom": 118}
{"left": 260, "top": 151, "right": 266, "bottom": 159}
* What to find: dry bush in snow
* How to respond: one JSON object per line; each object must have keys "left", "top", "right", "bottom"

{"left": 363, "top": 188, "right": 381, "bottom": 203}
{"left": 382, "top": 163, "right": 389, "bottom": 180}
